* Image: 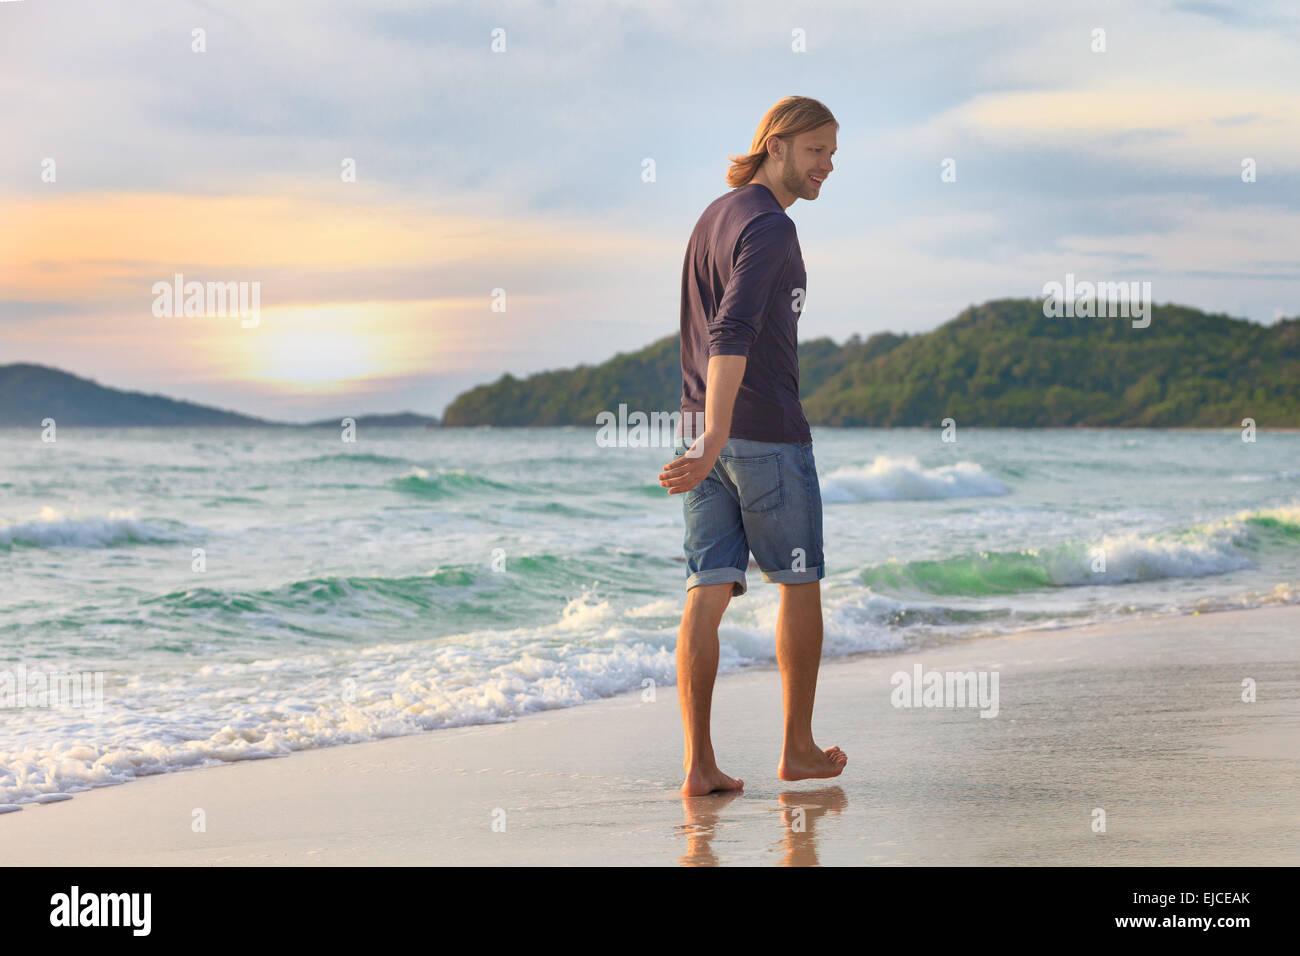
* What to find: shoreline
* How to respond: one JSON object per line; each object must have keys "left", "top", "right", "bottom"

{"left": 4, "top": 603, "right": 1298, "bottom": 865}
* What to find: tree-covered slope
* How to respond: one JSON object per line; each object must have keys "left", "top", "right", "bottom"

{"left": 0, "top": 364, "right": 278, "bottom": 427}
{"left": 440, "top": 299, "right": 1300, "bottom": 427}
{"left": 441, "top": 334, "right": 858, "bottom": 426}
{"left": 803, "top": 299, "right": 1299, "bottom": 426}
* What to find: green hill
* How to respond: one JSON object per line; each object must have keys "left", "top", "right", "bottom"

{"left": 0, "top": 364, "right": 278, "bottom": 427}
{"left": 439, "top": 333, "right": 877, "bottom": 427}
{"left": 0, "top": 364, "right": 440, "bottom": 427}
{"left": 441, "top": 299, "right": 1300, "bottom": 427}
{"left": 442, "top": 335, "right": 681, "bottom": 427}
{"left": 805, "top": 299, "right": 1299, "bottom": 426}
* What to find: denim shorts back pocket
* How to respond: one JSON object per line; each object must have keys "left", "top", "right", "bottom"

{"left": 683, "top": 476, "right": 717, "bottom": 507}
{"left": 717, "top": 451, "right": 784, "bottom": 514}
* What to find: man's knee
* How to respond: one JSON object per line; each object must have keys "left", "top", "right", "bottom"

{"left": 777, "top": 580, "right": 821, "bottom": 608}
{"left": 685, "top": 582, "right": 733, "bottom": 620}
{"left": 778, "top": 580, "right": 821, "bottom": 596}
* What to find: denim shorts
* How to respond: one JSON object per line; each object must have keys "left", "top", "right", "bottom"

{"left": 675, "top": 436, "right": 825, "bottom": 596}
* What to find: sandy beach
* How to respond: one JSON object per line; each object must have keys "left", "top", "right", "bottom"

{"left": 3, "top": 605, "right": 1297, "bottom": 866}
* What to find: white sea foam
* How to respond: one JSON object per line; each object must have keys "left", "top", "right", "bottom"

{"left": 3, "top": 549, "right": 1295, "bottom": 805}
{"left": 867, "top": 509, "right": 1292, "bottom": 593}
{"left": 624, "top": 597, "right": 681, "bottom": 618}
{"left": 0, "top": 583, "right": 909, "bottom": 805}
{"left": 0, "top": 507, "right": 177, "bottom": 548}
{"left": 1065, "top": 505, "right": 1300, "bottom": 586}
{"left": 1232, "top": 470, "right": 1300, "bottom": 483}
{"left": 553, "top": 590, "right": 616, "bottom": 631}
{"left": 1245, "top": 504, "right": 1300, "bottom": 525}
{"left": 821, "top": 456, "right": 1010, "bottom": 502}
{"left": 1045, "top": 527, "right": 1254, "bottom": 586}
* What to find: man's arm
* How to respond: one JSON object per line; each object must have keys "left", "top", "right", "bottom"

{"left": 703, "top": 353, "right": 747, "bottom": 449}
{"left": 659, "top": 354, "right": 745, "bottom": 495}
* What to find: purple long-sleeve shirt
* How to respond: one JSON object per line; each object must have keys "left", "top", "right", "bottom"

{"left": 678, "top": 182, "right": 811, "bottom": 444}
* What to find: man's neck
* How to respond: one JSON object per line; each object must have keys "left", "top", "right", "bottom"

{"left": 748, "top": 170, "right": 796, "bottom": 209}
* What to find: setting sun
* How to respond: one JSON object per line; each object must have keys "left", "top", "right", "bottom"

{"left": 249, "top": 307, "right": 384, "bottom": 384}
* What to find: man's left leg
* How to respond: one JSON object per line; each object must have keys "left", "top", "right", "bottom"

{"left": 774, "top": 579, "right": 846, "bottom": 781}
{"left": 676, "top": 437, "right": 749, "bottom": 796}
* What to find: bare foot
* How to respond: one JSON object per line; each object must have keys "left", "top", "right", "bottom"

{"left": 778, "top": 744, "right": 847, "bottom": 782}
{"left": 681, "top": 766, "right": 745, "bottom": 796}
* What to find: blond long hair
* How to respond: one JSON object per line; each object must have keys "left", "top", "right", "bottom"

{"left": 725, "top": 96, "right": 838, "bottom": 188}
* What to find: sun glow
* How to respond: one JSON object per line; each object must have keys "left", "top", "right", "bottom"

{"left": 239, "top": 303, "right": 406, "bottom": 387}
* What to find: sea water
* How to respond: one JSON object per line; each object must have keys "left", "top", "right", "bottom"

{"left": 1, "top": 426, "right": 1296, "bottom": 804}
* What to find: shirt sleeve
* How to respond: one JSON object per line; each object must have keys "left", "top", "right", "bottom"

{"left": 707, "top": 212, "right": 796, "bottom": 358}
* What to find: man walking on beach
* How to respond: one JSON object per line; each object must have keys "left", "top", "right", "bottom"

{"left": 658, "top": 96, "right": 846, "bottom": 796}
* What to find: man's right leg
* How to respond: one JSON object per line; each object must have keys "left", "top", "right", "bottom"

{"left": 678, "top": 582, "right": 744, "bottom": 795}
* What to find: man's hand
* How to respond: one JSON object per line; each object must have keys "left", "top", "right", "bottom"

{"left": 661, "top": 355, "right": 744, "bottom": 495}
{"left": 658, "top": 431, "right": 726, "bottom": 495}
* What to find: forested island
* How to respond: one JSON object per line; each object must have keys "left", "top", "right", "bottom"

{"left": 442, "top": 299, "right": 1299, "bottom": 427}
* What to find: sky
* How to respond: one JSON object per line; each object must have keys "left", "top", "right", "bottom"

{"left": 1, "top": 0, "right": 1297, "bottom": 422}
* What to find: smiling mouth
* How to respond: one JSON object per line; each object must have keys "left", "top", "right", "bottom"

{"left": 809, "top": 174, "right": 826, "bottom": 187}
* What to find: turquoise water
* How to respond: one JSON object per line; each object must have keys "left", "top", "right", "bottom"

{"left": 1, "top": 426, "right": 1297, "bottom": 804}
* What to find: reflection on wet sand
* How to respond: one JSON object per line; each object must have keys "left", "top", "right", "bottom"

{"left": 676, "top": 786, "right": 847, "bottom": 866}
{"left": 774, "top": 787, "right": 848, "bottom": 866}
{"left": 676, "top": 790, "right": 743, "bottom": 866}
